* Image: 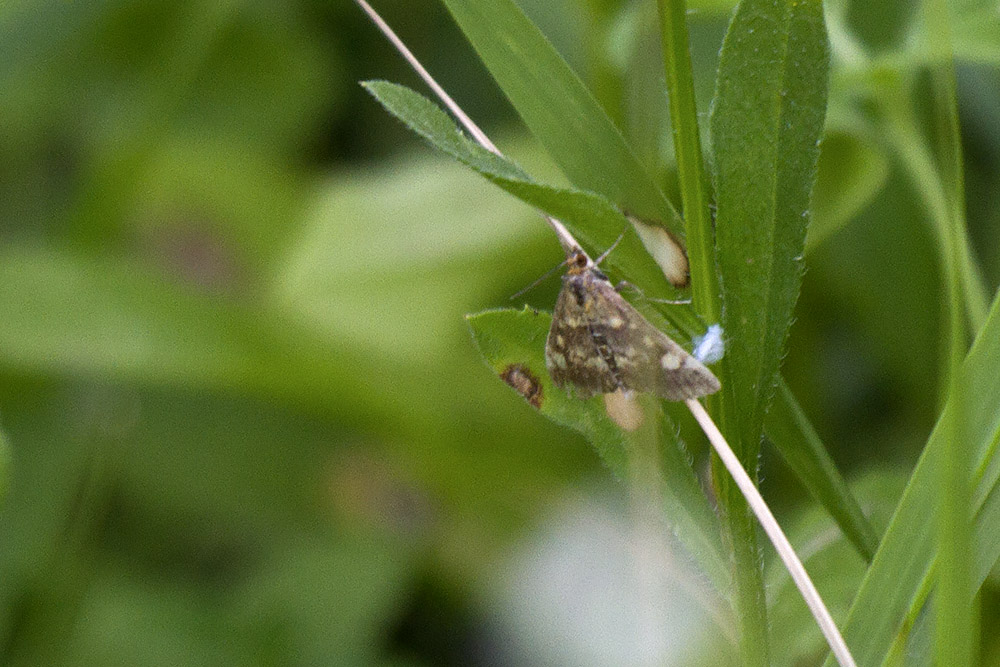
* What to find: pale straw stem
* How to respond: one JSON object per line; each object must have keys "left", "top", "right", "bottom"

{"left": 354, "top": 0, "right": 582, "bottom": 257}
{"left": 685, "top": 398, "right": 857, "bottom": 667}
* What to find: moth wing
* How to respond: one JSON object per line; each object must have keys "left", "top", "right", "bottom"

{"left": 546, "top": 284, "right": 619, "bottom": 397}
{"left": 586, "top": 284, "right": 721, "bottom": 401}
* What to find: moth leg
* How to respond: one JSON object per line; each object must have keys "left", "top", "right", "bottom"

{"left": 615, "top": 280, "right": 691, "bottom": 305}
{"left": 613, "top": 280, "right": 635, "bottom": 294}
{"left": 645, "top": 296, "right": 692, "bottom": 305}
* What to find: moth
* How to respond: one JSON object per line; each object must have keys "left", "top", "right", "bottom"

{"left": 545, "top": 251, "right": 721, "bottom": 401}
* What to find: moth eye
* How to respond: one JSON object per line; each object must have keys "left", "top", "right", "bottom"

{"left": 573, "top": 254, "right": 587, "bottom": 268}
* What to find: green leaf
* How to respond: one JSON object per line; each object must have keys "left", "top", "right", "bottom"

{"left": 468, "top": 308, "right": 627, "bottom": 473}
{"left": 951, "top": 5, "right": 1000, "bottom": 64}
{"left": 0, "top": 247, "right": 400, "bottom": 421}
{"left": 438, "top": 0, "right": 685, "bottom": 237}
{"left": 362, "top": 80, "right": 672, "bottom": 294}
{"left": 229, "top": 532, "right": 416, "bottom": 666}
{"left": 826, "top": 290, "right": 1000, "bottom": 666}
{"left": 766, "top": 380, "right": 880, "bottom": 561}
{"left": 711, "top": 0, "right": 830, "bottom": 456}
{"left": 60, "top": 530, "right": 415, "bottom": 665}
{"left": 709, "top": 1, "right": 830, "bottom": 663}
{"left": 0, "top": 426, "right": 9, "bottom": 508}
{"left": 764, "top": 469, "right": 907, "bottom": 665}
{"left": 0, "top": 249, "right": 273, "bottom": 389}
{"left": 466, "top": 307, "right": 729, "bottom": 592}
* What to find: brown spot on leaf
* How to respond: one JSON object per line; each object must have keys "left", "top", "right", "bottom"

{"left": 500, "top": 364, "right": 543, "bottom": 409}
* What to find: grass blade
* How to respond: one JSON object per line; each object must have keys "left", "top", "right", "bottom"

{"left": 0, "top": 427, "right": 9, "bottom": 507}
{"left": 709, "top": 0, "right": 830, "bottom": 662}
{"left": 826, "top": 289, "right": 1000, "bottom": 666}
{"left": 438, "top": 0, "right": 684, "bottom": 237}
{"left": 922, "top": 0, "right": 976, "bottom": 663}
{"left": 362, "top": 80, "right": 673, "bottom": 295}
{"left": 766, "top": 381, "right": 880, "bottom": 562}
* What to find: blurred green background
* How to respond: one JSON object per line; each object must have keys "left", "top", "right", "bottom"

{"left": 1, "top": 0, "right": 999, "bottom": 665}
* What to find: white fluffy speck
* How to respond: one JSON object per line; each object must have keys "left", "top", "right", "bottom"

{"left": 692, "top": 324, "right": 725, "bottom": 364}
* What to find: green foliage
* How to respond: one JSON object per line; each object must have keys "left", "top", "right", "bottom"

{"left": 826, "top": 291, "right": 1000, "bottom": 666}
{"left": 708, "top": 2, "right": 831, "bottom": 660}
{"left": 0, "top": 427, "right": 8, "bottom": 506}
{"left": 439, "top": 0, "right": 684, "bottom": 233}
{"left": 766, "top": 381, "right": 879, "bottom": 561}
{"left": 468, "top": 308, "right": 630, "bottom": 475}
{"left": 807, "top": 130, "right": 890, "bottom": 252}
{"left": 1, "top": 0, "right": 1000, "bottom": 665}
{"left": 468, "top": 308, "right": 728, "bottom": 591}
{"left": 363, "top": 80, "right": 671, "bottom": 295}
{"left": 711, "top": 0, "right": 829, "bottom": 462}
{"left": 765, "top": 468, "right": 908, "bottom": 665}
{"left": 361, "top": 0, "right": 1000, "bottom": 664}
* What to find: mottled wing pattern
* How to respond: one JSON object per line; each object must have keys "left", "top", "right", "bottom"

{"left": 551, "top": 267, "right": 720, "bottom": 401}
{"left": 590, "top": 287, "right": 720, "bottom": 400}
{"left": 545, "top": 281, "right": 619, "bottom": 397}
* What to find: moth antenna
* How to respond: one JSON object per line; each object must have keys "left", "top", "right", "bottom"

{"left": 593, "top": 230, "right": 628, "bottom": 266}
{"left": 509, "top": 257, "right": 572, "bottom": 300}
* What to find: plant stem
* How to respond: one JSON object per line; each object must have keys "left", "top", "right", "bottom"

{"left": 881, "top": 100, "right": 977, "bottom": 667}
{"left": 877, "top": 48, "right": 977, "bottom": 665}
{"left": 687, "top": 399, "right": 858, "bottom": 667}
{"left": 656, "top": 1, "right": 768, "bottom": 662}
{"left": 655, "top": 0, "right": 717, "bottom": 321}
{"left": 880, "top": 78, "right": 988, "bottom": 335}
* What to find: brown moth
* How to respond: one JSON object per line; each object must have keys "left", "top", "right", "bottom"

{"left": 545, "top": 251, "right": 720, "bottom": 401}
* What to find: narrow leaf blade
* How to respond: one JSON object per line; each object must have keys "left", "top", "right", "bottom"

{"left": 363, "top": 80, "right": 673, "bottom": 295}
{"left": 708, "top": 2, "right": 829, "bottom": 662}
{"left": 827, "top": 290, "right": 1000, "bottom": 666}
{"left": 438, "top": 0, "right": 684, "bottom": 236}
{"left": 711, "top": 0, "right": 830, "bottom": 454}
{"left": 766, "top": 380, "right": 880, "bottom": 561}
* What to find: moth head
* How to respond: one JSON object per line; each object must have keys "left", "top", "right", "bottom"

{"left": 566, "top": 251, "right": 589, "bottom": 275}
